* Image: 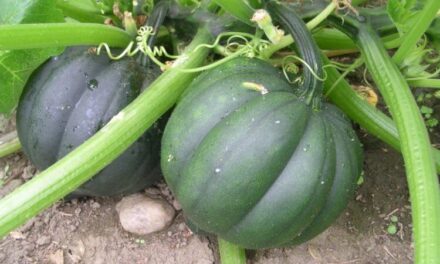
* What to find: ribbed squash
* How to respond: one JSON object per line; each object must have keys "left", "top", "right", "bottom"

{"left": 161, "top": 2, "right": 363, "bottom": 249}
{"left": 17, "top": 47, "right": 162, "bottom": 197}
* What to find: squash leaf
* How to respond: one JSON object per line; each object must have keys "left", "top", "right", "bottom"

{"left": 386, "top": 0, "right": 423, "bottom": 35}
{"left": 0, "top": 0, "right": 64, "bottom": 114}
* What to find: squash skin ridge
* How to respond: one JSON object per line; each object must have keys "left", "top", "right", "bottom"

{"left": 179, "top": 94, "right": 299, "bottom": 221}
{"left": 288, "top": 108, "right": 363, "bottom": 245}
{"left": 222, "top": 113, "right": 337, "bottom": 248}
{"left": 273, "top": 115, "right": 337, "bottom": 247}
{"left": 27, "top": 53, "right": 107, "bottom": 168}
{"left": 55, "top": 56, "right": 112, "bottom": 160}
{"left": 221, "top": 108, "right": 315, "bottom": 245}
{"left": 172, "top": 92, "right": 304, "bottom": 233}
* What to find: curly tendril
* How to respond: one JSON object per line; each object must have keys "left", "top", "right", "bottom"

{"left": 281, "top": 55, "right": 327, "bottom": 84}
{"left": 97, "top": 26, "right": 178, "bottom": 70}
{"left": 97, "top": 27, "right": 273, "bottom": 72}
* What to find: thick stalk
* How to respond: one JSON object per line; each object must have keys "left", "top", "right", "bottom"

{"left": 267, "top": 1, "right": 323, "bottom": 105}
{"left": 360, "top": 26, "right": 440, "bottom": 264}
{"left": 0, "top": 28, "right": 212, "bottom": 238}
{"left": 0, "top": 24, "right": 132, "bottom": 50}
{"left": 218, "top": 239, "right": 247, "bottom": 264}
{"left": 330, "top": 16, "right": 440, "bottom": 263}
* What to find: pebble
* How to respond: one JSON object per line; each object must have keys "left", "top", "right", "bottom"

{"left": 178, "top": 223, "right": 186, "bottom": 231}
{"left": 90, "top": 201, "right": 101, "bottom": 209}
{"left": 21, "top": 165, "right": 35, "bottom": 180}
{"left": 36, "top": 235, "right": 51, "bottom": 246}
{"left": 116, "top": 193, "right": 175, "bottom": 235}
{"left": 74, "top": 207, "right": 82, "bottom": 216}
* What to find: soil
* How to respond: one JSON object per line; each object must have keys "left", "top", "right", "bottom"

{"left": 0, "top": 109, "right": 417, "bottom": 264}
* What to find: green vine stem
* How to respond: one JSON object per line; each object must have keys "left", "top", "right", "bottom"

{"left": 218, "top": 238, "right": 246, "bottom": 264}
{"left": 329, "top": 16, "right": 440, "bottom": 263}
{"left": 0, "top": 132, "right": 21, "bottom": 158}
{"left": 0, "top": 27, "right": 212, "bottom": 238}
{"left": 392, "top": 0, "right": 440, "bottom": 64}
{"left": 408, "top": 79, "right": 440, "bottom": 89}
{"left": 0, "top": 23, "right": 132, "bottom": 50}
{"left": 260, "top": 24, "right": 401, "bottom": 60}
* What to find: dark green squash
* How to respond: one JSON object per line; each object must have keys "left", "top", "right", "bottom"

{"left": 161, "top": 2, "right": 363, "bottom": 248}
{"left": 17, "top": 47, "right": 162, "bottom": 197}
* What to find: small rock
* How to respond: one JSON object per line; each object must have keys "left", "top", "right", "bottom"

{"left": 48, "top": 250, "right": 64, "bottom": 264}
{"left": 21, "top": 165, "right": 35, "bottom": 180}
{"left": 90, "top": 201, "right": 101, "bottom": 209}
{"left": 43, "top": 213, "right": 52, "bottom": 224}
{"left": 74, "top": 207, "right": 82, "bottom": 216}
{"left": 116, "top": 193, "right": 175, "bottom": 235}
{"left": 178, "top": 223, "right": 186, "bottom": 231}
{"left": 36, "top": 235, "right": 51, "bottom": 246}
{"left": 10, "top": 231, "right": 26, "bottom": 240}
{"left": 67, "top": 239, "right": 85, "bottom": 263}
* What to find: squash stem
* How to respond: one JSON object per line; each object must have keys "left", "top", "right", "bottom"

{"left": 266, "top": 1, "right": 324, "bottom": 106}
{"left": 260, "top": 1, "right": 336, "bottom": 59}
{"left": 359, "top": 24, "right": 440, "bottom": 264}
{"left": 0, "top": 23, "right": 132, "bottom": 50}
{"left": 328, "top": 15, "right": 440, "bottom": 263}
{"left": 218, "top": 238, "right": 247, "bottom": 264}
{"left": 0, "top": 132, "right": 21, "bottom": 158}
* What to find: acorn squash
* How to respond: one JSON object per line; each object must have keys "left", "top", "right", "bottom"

{"left": 161, "top": 1, "right": 363, "bottom": 248}
{"left": 17, "top": 47, "right": 162, "bottom": 197}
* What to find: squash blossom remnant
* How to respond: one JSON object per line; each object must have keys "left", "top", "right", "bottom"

{"left": 242, "top": 82, "right": 269, "bottom": 95}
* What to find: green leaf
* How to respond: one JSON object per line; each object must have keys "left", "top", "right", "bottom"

{"left": 0, "top": 0, "right": 63, "bottom": 24}
{"left": 387, "top": 224, "right": 397, "bottom": 235}
{"left": 420, "top": 105, "right": 433, "bottom": 114}
{"left": 0, "top": 0, "right": 64, "bottom": 114}
{"left": 386, "top": 0, "right": 424, "bottom": 35}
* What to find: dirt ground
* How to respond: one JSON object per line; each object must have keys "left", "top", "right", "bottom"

{"left": 0, "top": 105, "right": 423, "bottom": 264}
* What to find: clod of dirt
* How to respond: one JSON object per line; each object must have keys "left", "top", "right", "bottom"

{"left": 48, "top": 250, "right": 64, "bottom": 264}
{"left": 35, "top": 235, "right": 51, "bottom": 246}
{"left": 0, "top": 179, "right": 23, "bottom": 198}
{"left": 67, "top": 239, "right": 85, "bottom": 263}
{"left": 116, "top": 193, "right": 175, "bottom": 235}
